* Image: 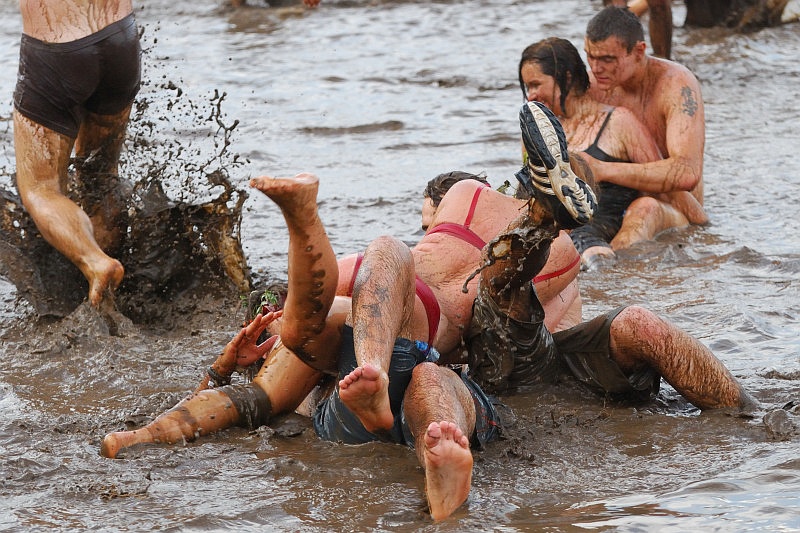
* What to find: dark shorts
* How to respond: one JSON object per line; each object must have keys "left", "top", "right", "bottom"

{"left": 467, "top": 285, "right": 661, "bottom": 402}
{"left": 13, "top": 14, "right": 142, "bottom": 138}
{"left": 553, "top": 307, "right": 661, "bottom": 402}
{"left": 313, "top": 326, "right": 502, "bottom": 448}
{"left": 570, "top": 183, "right": 640, "bottom": 253}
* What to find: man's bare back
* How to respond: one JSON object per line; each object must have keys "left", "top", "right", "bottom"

{"left": 20, "top": 0, "right": 133, "bottom": 42}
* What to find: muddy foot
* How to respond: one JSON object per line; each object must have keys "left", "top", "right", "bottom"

{"left": 249, "top": 173, "right": 320, "bottom": 224}
{"left": 423, "top": 420, "right": 473, "bottom": 521}
{"left": 339, "top": 364, "right": 394, "bottom": 433}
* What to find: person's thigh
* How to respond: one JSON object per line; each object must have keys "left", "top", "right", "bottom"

{"left": 13, "top": 110, "right": 74, "bottom": 196}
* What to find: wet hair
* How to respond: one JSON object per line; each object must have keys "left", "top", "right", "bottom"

{"left": 518, "top": 37, "right": 590, "bottom": 111}
{"left": 423, "top": 171, "right": 490, "bottom": 207}
{"left": 586, "top": 6, "right": 645, "bottom": 52}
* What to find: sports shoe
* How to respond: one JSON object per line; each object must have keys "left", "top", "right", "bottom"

{"left": 516, "top": 101, "right": 597, "bottom": 229}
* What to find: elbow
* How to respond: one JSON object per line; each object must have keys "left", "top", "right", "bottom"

{"left": 666, "top": 159, "right": 701, "bottom": 192}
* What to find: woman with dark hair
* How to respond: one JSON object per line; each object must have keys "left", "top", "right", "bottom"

{"left": 518, "top": 37, "right": 707, "bottom": 268}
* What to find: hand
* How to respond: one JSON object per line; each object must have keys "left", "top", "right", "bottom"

{"left": 195, "top": 311, "right": 283, "bottom": 392}
{"left": 231, "top": 311, "right": 283, "bottom": 367}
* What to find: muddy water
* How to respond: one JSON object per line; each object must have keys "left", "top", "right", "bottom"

{"left": 1, "top": 0, "right": 799, "bottom": 531}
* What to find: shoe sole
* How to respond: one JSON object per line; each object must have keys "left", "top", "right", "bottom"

{"left": 520, "top": 101, "right": 597, "bottom": 224}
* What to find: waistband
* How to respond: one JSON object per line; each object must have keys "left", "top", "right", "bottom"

{"left": 20, "top": 13, "right": 137, "bottom": 53}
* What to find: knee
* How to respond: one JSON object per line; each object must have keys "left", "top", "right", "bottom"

{"left": 612, "top": 305, "right": 666, "bottom": 342}
{"left": 625, "top": 196, "right": 661, "bottom": 220}
{"left": 366, "top": 235, "right": 413, "bottom": 263}
{"left": 412, "top": 362, "right": 440, "bottom": 381}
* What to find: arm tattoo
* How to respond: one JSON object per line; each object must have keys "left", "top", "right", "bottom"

{"left": 681, "top": 86, "right": 698, "bottom": 117}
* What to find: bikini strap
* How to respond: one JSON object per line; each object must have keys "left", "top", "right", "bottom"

{"left": 414, "top": 276, "right": 440, "bottom": 353}
{"left": 347, "top": 251, "right": 365, "bottom": 297}
{"left": 462, "top": 183, "right": 489, "bottom": 228}
{"left": 532, "top": 253, "right": 580, "bottom": 284}
{"left": 586, "top": 108, "right": 615, "bottom": 152}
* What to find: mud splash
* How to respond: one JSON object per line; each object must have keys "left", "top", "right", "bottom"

{"left": 0, "top": 84, "right": 252, "bottom": 329}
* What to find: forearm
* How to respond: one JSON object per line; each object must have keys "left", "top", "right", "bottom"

{"left": 596, "top": 157, "right": 701, "bottom": 194}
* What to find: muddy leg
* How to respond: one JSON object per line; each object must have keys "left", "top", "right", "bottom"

{"left": 609, "top": 306, "right": 759, "bottom": 410}
{"left": 100, "top": 387, "right": 246, "bottom": 459}
{"left": 403, "top": 363, "right": 475, "bottom": 521}
{"left": 73, "top": 106, "right": 133, "bottom": 255}
{"left": 102, "top": 340, "right": 324, "bottom": 459}
{"left": 339, "top": 235, "right": 417, "bottom": 433}
{"left": 250, "top": 174, "right": 340, "bottom": 370}
{"left": 13, "top": 110, "right": 124, "bottom": 307}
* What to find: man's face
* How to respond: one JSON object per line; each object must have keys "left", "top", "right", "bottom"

{"left": 584, "top": 36, "right": 639, "bottom": 90}
{"left": 520, "top": 61, "right": 563, "bottom": 115}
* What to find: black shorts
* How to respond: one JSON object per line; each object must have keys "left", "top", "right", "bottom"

{"left": 313, "top": 326, "right": 501, "bottom": 448}
{"left": 467, "top": 283, "right": 661, "bottom": 401}
{"left": 570, "top": 182, "right": 640, "bottom": 253}
{"left": 13, "top": 14, "right": 142, "bottom": 138}
{"left": 553, "top": 307, "right": 661, "bottom": 402}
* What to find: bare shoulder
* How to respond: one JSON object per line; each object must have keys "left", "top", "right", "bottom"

{"left": 644, "top": 59, "right": 704, "bottom": 127}
{"left": 609, "top": 105, "right": 647, "bottom": 131}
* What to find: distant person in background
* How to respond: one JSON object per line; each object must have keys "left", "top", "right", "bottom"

{"left": 230, "top": 0, "right": 322, "bottom": 7}
{"left": 519, "top": 37, "right": 706, "bottom": 268}
{"left": 603, "top": 0, "right": 673, "bottom": 59}
{"left": 13, "top": 0, "right": 141, "bottom": 307}
{"left": 683, "top": 0, "right": 799, "bottom": 29}
{"left": 584, "top": 7, "right": 707, "bottom": 255}
{"left": 601, "top": 0, "right": 800, "bottom": 57}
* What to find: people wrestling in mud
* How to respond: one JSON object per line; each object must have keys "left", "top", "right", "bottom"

{"left": 101, "top": 102, "right": 756, "bottom": 520}
{"left": 13, "top": 0, "right": 141, "bottom": 307}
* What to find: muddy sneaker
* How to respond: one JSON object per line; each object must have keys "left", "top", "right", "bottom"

{"left": 517, "top": 101, "right": 597, "bottom": 229}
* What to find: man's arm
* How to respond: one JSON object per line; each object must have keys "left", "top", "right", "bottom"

{"left": 586, "top": 72, "right": 705, "bottom": 199}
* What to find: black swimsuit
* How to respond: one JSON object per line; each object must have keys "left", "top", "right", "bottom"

{"left": 14, "top": 14, "right": 142, "bottom": 138}
{"left": 570, "top": 110, "right": 641, "bottom": 254}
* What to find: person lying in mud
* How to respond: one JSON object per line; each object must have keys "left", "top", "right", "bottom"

{"left": 103, "top": 173, "right": 508, "bottom": 521}
{"left": 101, "top": 103, "right": 754, "bottom": 517}
{"left": 13, "top": 0, "right": 141, "bottom": 307}
{"left": 518, "top": 37, "right": 708, "bottom": 269}
{"left": 101, "top": 104, "right": 600, "bottom": 520}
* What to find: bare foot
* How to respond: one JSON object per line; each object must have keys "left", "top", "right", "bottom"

{"left": 100, "top": 429, "right": 144, "bottom": 459}
{"left": 423, "top": 421, "right": 473, "bottom": 521}
{"left": 249, "top": 173, "right": 320, "bottom": 225}
{"left": 338, "top": 364, "right": 394, "bottom": 433}
{"left": 87, "top": 256, "right": 124, "bottom": 307}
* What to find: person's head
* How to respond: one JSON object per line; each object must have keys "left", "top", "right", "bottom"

{"left": 422, "top": 171, "right": 490, "bottom": 230}
{"left": 584, "top": 6, "right": 647, "bottom": 90}
{"left": 518, "top": 37, "right": 590, "bottom": 116}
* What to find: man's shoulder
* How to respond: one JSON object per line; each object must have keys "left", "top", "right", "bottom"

{"left": 649, "top": 56, "right": 701, "bottom": 89}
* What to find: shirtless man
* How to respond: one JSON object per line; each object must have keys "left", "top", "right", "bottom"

{"left": 584, "top": 6, "right": 706, "bottom": 250}
{"left": 13, "top": 0, "right": 141, "bottom": 307}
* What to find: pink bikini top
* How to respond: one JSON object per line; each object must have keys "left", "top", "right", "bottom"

{"left": 426, "top": 184, "right": 489, "bottom": 250}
